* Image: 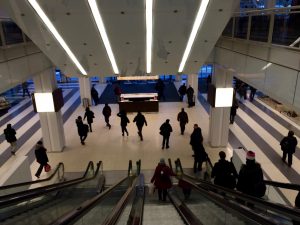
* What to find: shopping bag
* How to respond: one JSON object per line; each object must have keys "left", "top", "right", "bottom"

{"left": 148, "top": 183, "right": 155, "bottom": 195}
{"left": 44, "top": 164, "right": 51, "bottom": 172}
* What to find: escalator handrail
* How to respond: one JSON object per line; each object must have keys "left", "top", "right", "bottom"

{"left": 176, "top": 159, "right": 300, "bottom": 221}
{"left": 50, "top": 176, "right": 131, "bottom": 225}
{"left": 0, "top": 162, "right": 65, "bottom": 190}
{"left": 0, "top": 161, "right": 101, "bottom": 208}
{"left": 179, "top": 177, "right": 278, "bottom": 225}
{"left": 264, "top": 180, "right": 300, "bottom": 191}
{"left": 168, "top": 191, "right": 203, "bottom": 225}
{"left": 102, "top": 177, "right": 138, "bottom": 225}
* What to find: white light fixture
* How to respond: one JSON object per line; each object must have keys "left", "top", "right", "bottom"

{"left": 261, "top": 62, "right": 272, "bottom": 71}
{"left": 27, "top": 0, "right": 87, "bottom": 75}
{"left": 87, "top": 0, "right": 119, "bottom": 74}
{"left": 178, "top": 0, "right": 210, "bottom": 73}
{"left": 215, "top": 88, "right": 233, "bottom": 107}
{"left": 34, "top": 93, "right": 55, "bottom": 112}
{"left": 146, "top": 0, "right": 153, "bottom": 73}
{"left": 117, "top": 75, "right": 158, "bottom": 80}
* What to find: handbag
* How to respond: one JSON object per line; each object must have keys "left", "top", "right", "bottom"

{"left": 148, "top": 183, "right": 155, "bottom": 195}
{"left": 44, "top": 164, "right": 51, "bottom": 172}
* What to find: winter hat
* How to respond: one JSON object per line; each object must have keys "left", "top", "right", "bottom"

{"left": 246, "top": 151, "right": 255, "bottom": 160}
{"left": 159, "top": 158, "right": 165, "bottom": 164}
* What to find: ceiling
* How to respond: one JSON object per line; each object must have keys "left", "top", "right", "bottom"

{"left": 0, "top": 0, "right": 238, "bottom": 77}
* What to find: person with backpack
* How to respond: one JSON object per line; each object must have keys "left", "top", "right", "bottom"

{"left": 211, "top": 151, "right": 238, "bottom": 189}
{"left": 84, "top": 107, "right": 95, "bottom": 132}
{"left": 280, "top": 131, "right": 298, "bottom": 167}
{"left": 133, "top": 111, "right": 147, "bottom": 141}
{"left": 34, "top": 141, "right": 49, "bottom": 178}
{"left": 150, "top": 158, "right": 175, "bottom": 201}
{"left": 4, "top": 124, "right": 17, "bottom": 155}
{"left": 102, "top": 103, "right": 112, "bottom": 129}
{"left": 160, "top": 119, "right": 173, "bottom": 149}
{"left": 117, "top": 110, "right": 130, "bottom": 136}
{"left": 177, "top": 108, "right": 189, "bottom": 135}
{"left": 76, "top": 116, "right": 89, "bottom": 145}
{"left": 236, "top": 151, "right": 266, "bottom": 198}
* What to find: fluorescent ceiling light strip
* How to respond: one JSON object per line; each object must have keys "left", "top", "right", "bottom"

{"left": 146, "top": 0, "right": 153, "bottom": 73}
{"left": 88, "top": 0, "right": 119, "bottom": 74}
{"left": 178, "top": 0, "right": 210, "bottom": 73}
{"left": 28, "top": 0, "right": 87, "bottom": 75}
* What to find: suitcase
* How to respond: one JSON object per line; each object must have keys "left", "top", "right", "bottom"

{"left": 191, "top": 95, "right": 196, "bottom": 106}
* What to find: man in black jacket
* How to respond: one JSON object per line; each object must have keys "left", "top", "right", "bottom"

{"left": 160, "top": 119, "right": 172, "bottom": 149}
{"left": 34, "top": 141, "right": 49, "bottom": 178}
{"left": 186, "top": 85, "right": 194, "bottom": 107}
{"left": 211, "top": 151, "right": 238, "bottom": 189}
{"left": 190, "top": 124, "right": 206, "bottom": 172}
{"left": 133, "top": 111, "right": 147, "bottom": 141}
{"left": 102, "top": 103, "right": 112, "bottom": 129}
{"left": 280, "top": 130, "right": 298, "bottom": 167}
{"left": 4, "top": 124, "right": 17, "bottom": 155}
{"left": 178, "top": 83, "right": 187, "bottom": 101}
{"left": 177, "top": 108, "right": 189, "bottom": 135}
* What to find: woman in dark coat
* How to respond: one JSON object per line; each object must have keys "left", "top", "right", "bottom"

{"left": 117, "top": 110, "right": 130, "bottom": 136}
{"left": 151, "top": 158, "right": 175, "bottom": 201}
{"left": 84, "top": 107, "right": 95, "bottom": 132}
{"left": 76, "top": 116, "right": 88, "bottom": 145}
{"left": 34, "top": 141, "right": 49, "bottom": 178}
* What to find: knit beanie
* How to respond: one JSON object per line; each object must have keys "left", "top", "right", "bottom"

{"left": 246, "top": 151, "right": 255, "bottom": 160}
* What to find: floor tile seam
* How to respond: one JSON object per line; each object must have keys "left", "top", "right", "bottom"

{"left": 238, "top": 102, "right": 300, "bottom": 160}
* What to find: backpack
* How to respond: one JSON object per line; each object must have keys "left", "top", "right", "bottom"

{"left": 281, "top": 138, "right": 289, "bottom": 151}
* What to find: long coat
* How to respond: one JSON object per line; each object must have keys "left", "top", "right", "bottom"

{"left": 151, "top": 164, "right": 174, "bottom": 189}
{"left": 76, "top": 119, "right": 87, "bottom": 136}
{"left": 35, "top": 145, "right": 48, "bottom": 165}
{"left": 280, "top": 136, "right": 297, "bottom": 154}
{"left": 4, "top": 127, "right": 16, "bottom": 143}
{"left": 177, "top": 111, "right": 189, "bottom": 125}
{"left": 211, "top": 159, "right": 238, "bottom": 189}
{"left": 160, "top": 123, "right": 172, "bottom": 137}
{"left": 84, "top": 110, "right": 94, "bottom": 124}
{"left": 133, "top": 114, "right": 147, "bottom": 128}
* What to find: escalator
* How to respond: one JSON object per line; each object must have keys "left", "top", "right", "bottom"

{"left": 0, "top": 161, "right": 106, "bottom": 225}
{"left": 0, "top": 162, "right": 65, "bottom": 196}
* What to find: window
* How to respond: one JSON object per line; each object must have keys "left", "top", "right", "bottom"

{"left": 2, "top": 21, "right": 24, "bottom": 45}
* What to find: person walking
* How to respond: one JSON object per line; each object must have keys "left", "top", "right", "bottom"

{"left": 91, "top": 84, "right": 99, "bottom": 105}
{"left": 133, "top": 111, "right": 147, "bottom": 141}
{"left": 114, "top": 85, "right": 122, "bottom": 101}
{"left": 76, "top": 116, "right": 89, "bottom": 145}
{"left": 280, "top": 131, "right": 298, "bottom": 167}
{"left": 178, "top": 83, "right": 187, "bottom": 101}
{"left": 4, "top": 124, "right": 17, "bottom": 155}
{"left": 177, "top": 108, "right": 189, "bottom": 135}
{"left": 22, "top": 81, "right": 30, "bottom": 97}
{"left": 230, "top": 97, "right": 239, "bottom": 124}
{"left": 102, "top": 103, "right": 112, "bottom": 129}
{"left": 34, "top": 141, "right": 49, "bottom": 179}
{"left": 160, "top": 119, "right": 173, "bottom": 149}
{"left": 117, "top": 110, "right": 130, "bottom": 136}
{"left": 211, "top": 151, "right": 238, "bottom": 189}
{"left": 155, "top": 79, "right": 165, "bottom": 101}
{"left": 249, "top": 86, "right": 257, "bottom": 102}
{"left": 186, "top": 85, "right": 194, "bottom": 107}
{"left": 190, "top": 124, "right": 206, "bottom": 173}
{"left": 150, "top": 158, "right": 175, "bottom": 201}
{"left": 84, "top": 107, "right": 95, "bottom": 132}
{"left": 236, "top": 151, "right": 266, "bottom": 198}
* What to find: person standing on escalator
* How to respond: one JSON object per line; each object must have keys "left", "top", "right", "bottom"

{"left": 151, "top": 158, "right": 175, "bottom": 201}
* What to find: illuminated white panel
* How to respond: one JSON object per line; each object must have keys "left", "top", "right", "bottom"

{"left": 215, "top": 88, "right": 233, "bottom": 107}
{"left": 178, "top": 0, "right": 210, "bottom": 73}
{"left": 88, "top": 0, "right": 119, "bottom": 74}
{"left": 146, "top": 0, "right": 153, "bottom": 73}
{"left": 27, "top": 0, "right": 87, "bottom": 75}
{"left": 34, "top": 93, "right": 54, "bottom": 112}
{"left": 117, "top": 75, "right": 158, "bottom": 80}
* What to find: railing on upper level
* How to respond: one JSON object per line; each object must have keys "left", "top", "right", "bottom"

{"left": 0, "top": 18, "right": 32, "bottom": 48}
{"left": 222, "top": 6, "right": 300, "bottom": 49}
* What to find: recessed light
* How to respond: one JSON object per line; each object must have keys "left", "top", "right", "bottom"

{"left": 66, "top": 12, "right": 71, "bottom": 15}
{"left": 83, "top": 43, "right": 87, "bottom": 46}
{"left": 194, "top": 60, "right": 198, "bottom": 63}
{"left": 46, "top": 43, "right": 50, "bottom": 46}
{"left": 167, "top": 52, "right": 170, "bottom": 55}
{"left": 129, "top": 62, "right": 133, "bottom": 64}
{"left": 94, "top": 63, "right": 98, "bottom": 66}
{"left": 126, "top": 42, "right": 130, "bottom": 45}
{"left": 218, "top": 9, "right": 223, "bottom": 12}
{"left": 89, "top": 54, "right": 93, "bottom": 56}
{"left": 21, "top": 13, "right": 25, "bottom": 16}
{"left": 168, "top": 41, "right": 172, "bottom": 44}
{"left": 204, "top": 40, "right": 208, "bottom": 43}
{"left": 121, "top": 11, "right": 125, "bottom": 14}
{"left": 88, "top": 0, "right": 119, "bottom": 74}
{"left": 165, "top": 61, "right": 168, "bottom": 64}
{"left": 178, "top": 0, "right": 210, "bottom": 73}
{"left": 27, "top": 0, "right": 87, "bottom": 75}
{"left": 64, "top": 64, "right": 67, "bottom": 66}
{"left": 173, "top": 10, "right": 178, "bottom": 13}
